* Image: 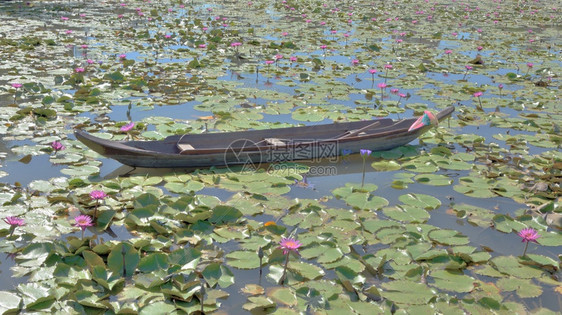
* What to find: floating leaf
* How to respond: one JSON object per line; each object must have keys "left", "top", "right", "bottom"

{"left": 381, "top": 280, "right": 436, "bottom": 305}
{"left": 371, "top": 160, "right": 401, "bottom": 171}
{"left": 107, "top": 243, "right": 140, "bottom": 277}
{"left": 398, "top": 193, "right": 441, "bottom": 210}
{"left": 429, "top": 270, "right": 475, "bottom": 293}
{"left": 414, "top": 174, "right": 453, "bottom": 186}
{"left": 428, "top": 229, "right": 470, "bottom": 246}
{"left": 226, "top": 250, "right": 261, "bottom": 269}
{"left": 383, "top": 205, "right": 430, "bottom": 223}
{"left": 496, "top": 277, "right": 543, "bottom": 298}
{"left": 138, "top": 253, "right": 169, "bottom": 273}
{"left": 202, "top": 263, "right": 235, "bottom": 288}
{"left": 490, "top": 256, "right": 545, "bottom": 279}
{"left": 268, "top": 287, "right": 297, "bottom": 307}
{"left": 0, "top": 291, "right": 21, "bottom": 313}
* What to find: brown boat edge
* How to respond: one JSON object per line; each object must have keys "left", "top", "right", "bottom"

{"left": 74, "top": 106, "right": 454, "bottom": 168}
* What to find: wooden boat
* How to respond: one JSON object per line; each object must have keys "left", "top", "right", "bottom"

{"left": 74, "top": 106, "right": 454, "bottom": 168}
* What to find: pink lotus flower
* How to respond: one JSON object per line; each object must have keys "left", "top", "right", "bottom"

{"left": 90, "top": 190, "right": 107, "bottom": 200}
{"left": 384, "top": 64, "right": 393, "bottom": 69}
{"left": 518, "top": 227, "right": 540, "bottom": 255}
{"left": 526, "top": 63, "right": 533, "bottom": 68}
{"left": 377, "top": 82, "right": 387, "bottom": 89}
{"left": 445, "top": 49, "right": 452, "bottom": 54}
{"left": 51, "top": 141, "right": 65, "bottom": 152}
{"left": 81, "top": 45, "right": 88, "bottom": 49}
{"left": 74, "top": 215, "right": 93, "bottom": 231}
{"left": 75, "top": 67, "right": 85, "bottom": 73}
{"left": 320, "top": 45, "right": 327, "bottom": 49}
{"left": 87, "top": 59, "right": 94, "bottom": 64}
{"left": 11, "top": 83, "right": 22, "bottom": 88}
{"left": 518, "top": 228, "right": 540, "bottom": 243}
{"left": 61, "top": 16, "right": 69, "bottom": 21}
{"left": 198, "top": 44, "right": 207, "bottom": 48}
{"left": 4, "top": 216, "right": 25, "bottom": 237}
{"left": 65, "top": 30, "right": 73, "bottom": 34}
{"left": 4, "top": 216, "right": 25, "bottom": 227}
{"left": 265, "top": 60, "right": 274, "bottom": 65}
{"left": 399, "top": 93, "right": 407, "bottom": 98}
{"left": 230, "top": 42, "right": 241, "bottom": 47}
{"left": 120, "top": 122, "right": 134, "bottom": 132}
{"left": 473, "top": 91, "right": 483, "bottom": 109}
{"left": 119, "top": 54, "right": 126, "bottom": 59}
{"left": 465, "top": 65, "right": 473, "bottom": 70}
{"left": 368, "top": 69, "right": 377, "bottom": 74}
{"left": 351, "top": 59, "right": 359, "bottom": 65}
{"left": 390, "top": 88, "right": 399, "bottom": 94}
{"left": 279, "top": 237, "right": 302, "bottom": 255}
{"left": 477, "top": 46, "right": 483, "bottom": 51}
{"left": 289, "top": 56, "right": 297, "bottom": 62}
{"left": 274, "top": 54, "right": 283, "bottom": 60}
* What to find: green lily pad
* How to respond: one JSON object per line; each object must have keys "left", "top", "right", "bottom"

{"left": 428, "top": 229, "right": 470, "bottom": 246}
{"left": 381, "top": 280, "right": 436, "bottom": 305}
{"left": 496, "top": 277, "right": 542, "bottom": 298}
{"left": 398, "top": 193, "right": 441, "bottom": 210}
{"left": 371, "top": 160, "right": 401, "bottom": 171}
{"left": 226, "top": 250, "right": 261, "bottom": 269}
{"left": 429, "top": 270, "right": 475, "bottom": 293}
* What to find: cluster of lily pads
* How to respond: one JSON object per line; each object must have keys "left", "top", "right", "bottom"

{"left": 0, "top": 0, "right": 560, "bottom": 313}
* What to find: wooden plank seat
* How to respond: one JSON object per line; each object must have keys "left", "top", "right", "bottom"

{"left": 264, "top": 138, "right": 288, "bottom": 146}
{"left": 177, "top": 143, "right": 195, "bottom": 153}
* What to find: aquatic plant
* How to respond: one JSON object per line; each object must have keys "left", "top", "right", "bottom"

{"left": 518, "top": 227, "right": 540, "bottom": 256}
{"left": 360, "top": 149, "right": 372, "bottom": 187}
{"left": 3, "top": 216, "right": 25, "bottom": 237}
{"left": 279, "top": 237, "right": 302, "bottom": 285}
{"left": 74, "top": 215, "right": 93, "bottom": 240}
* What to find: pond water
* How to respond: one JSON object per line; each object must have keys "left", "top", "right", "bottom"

{"left": 0, "top": 0, "right": 560, "bottom": 314}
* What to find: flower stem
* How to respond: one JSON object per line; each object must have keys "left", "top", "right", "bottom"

{"left": 522, "top": 241, "right": 529, "bottom": 256}
{"left": 94, "top": 200, "right": 99, "bottom": 219}
{"left": 280, "top": 253, "right": 290, "bottom": 286}
{"left": 361, "top": 158, "right": 366, "bottom": 188}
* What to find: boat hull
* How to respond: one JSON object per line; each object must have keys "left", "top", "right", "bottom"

{"left": 75, "top": 106, "right": 454, "bottom": 168}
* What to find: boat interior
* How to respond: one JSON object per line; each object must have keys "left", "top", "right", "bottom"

{"left": 172, "top": 117, "right": 414, "bottom": 154}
